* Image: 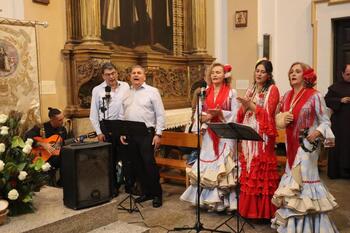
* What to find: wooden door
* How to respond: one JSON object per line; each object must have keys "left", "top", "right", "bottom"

{"left": 333, "top": 17, "right": 350, "bottom": 83}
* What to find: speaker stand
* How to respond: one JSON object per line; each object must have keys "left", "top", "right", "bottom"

{"left": 117, "top": 194, "right": 144, "bottom": 219}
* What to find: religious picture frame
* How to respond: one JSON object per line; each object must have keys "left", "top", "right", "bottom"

{"left": 33, "top": 0, "right": 50, "bottom": 5}
{"left": 235, "top": 10, "right": 248, "bottom": 28}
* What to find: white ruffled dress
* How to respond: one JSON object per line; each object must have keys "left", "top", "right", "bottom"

{"left": 272, "top": 92, "right": 339, "bottom": 233}
{"left": 180, "top": 89, "right": 239, "bottom": 212}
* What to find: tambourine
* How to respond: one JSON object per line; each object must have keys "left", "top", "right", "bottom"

{"left": 298, "top": 128, "right": 320, "bottom": 153}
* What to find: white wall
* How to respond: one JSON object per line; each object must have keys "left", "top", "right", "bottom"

{"left": 0, "top": 0, "right": 24, "bottom": 19}
{"left": 315, "top": 2, "right": 350, "bottom": 95}
{"left": 258, "top": 0, "right": 313, "bottom": 94}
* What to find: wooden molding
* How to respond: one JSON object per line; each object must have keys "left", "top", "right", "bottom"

{"left": 311, "top": 0, "right": 350, "bottom": 70}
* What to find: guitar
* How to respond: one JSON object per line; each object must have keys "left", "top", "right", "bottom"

{"left": 32, "top": 131, "right": 97, "bottom": 162}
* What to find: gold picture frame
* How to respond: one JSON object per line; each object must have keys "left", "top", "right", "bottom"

{"left": 33, "top": 0, "right": 50, "bottom": 5}
{"left": 235, "top": 10, "right": 248, "bottom": 28}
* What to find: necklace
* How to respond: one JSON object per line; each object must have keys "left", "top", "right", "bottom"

{"left": 289, "top": 88, "right": 306, "bottom": 112}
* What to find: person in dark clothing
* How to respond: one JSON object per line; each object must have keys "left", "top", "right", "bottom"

{"left": 25, "top": 107, "right": 67, "bottom": 170}
{"left": 325, "top": 63, "right": 350, "bottom": 179}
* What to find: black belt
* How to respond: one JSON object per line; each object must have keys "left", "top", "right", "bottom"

{"left": 147, "top": 127, "right": 155, "bottom": 134}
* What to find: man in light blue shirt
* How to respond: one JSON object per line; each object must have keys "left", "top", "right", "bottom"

{"left": 89, "top": 62, "right": 129, "bottom": 196}
{"left": 120, "top": 65, "right": 165, "bottom": 207}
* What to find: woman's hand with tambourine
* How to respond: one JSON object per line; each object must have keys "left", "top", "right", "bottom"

{"left": 306, "top": 130, "right": 322, "bottom": 143}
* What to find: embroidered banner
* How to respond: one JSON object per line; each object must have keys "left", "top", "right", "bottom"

{"left": 0, "top": 18, "right": 40, "bottom": 120}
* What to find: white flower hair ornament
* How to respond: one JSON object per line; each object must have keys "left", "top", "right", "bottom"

{"left": 224, "top": 64, "right": 232, "bottom": 78}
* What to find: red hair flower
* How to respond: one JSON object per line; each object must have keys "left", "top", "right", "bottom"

{"left": 224, "top": 64, "right": 232, "bottom": 78}
{"left": 303, "top": 68, "right": 317, "bottom": 85}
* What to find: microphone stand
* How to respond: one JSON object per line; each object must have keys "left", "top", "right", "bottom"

{"left": 101, "top": 97, "right": 107, "bottom": 120}
{"left": 172, "top": 93, "right": 230, "bottom": 233}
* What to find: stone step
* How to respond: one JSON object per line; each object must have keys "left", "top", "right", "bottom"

{"left": 88, "top": 221, "right": 149, "bottom": 233}
{"left": 0, "top": 186, "right": 119, "bottom": 233}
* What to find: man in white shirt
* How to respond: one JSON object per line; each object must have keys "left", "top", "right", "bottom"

{"left": 89, "top": 62, "right": 129, "bottom": 196}
{"left": 120, "top": 65, "right": 165, "bottom": 208}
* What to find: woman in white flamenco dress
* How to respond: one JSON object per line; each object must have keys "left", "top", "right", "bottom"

{"left": 272, "top": 62, "right": 339, "bottom": 233}
{"left": 180, "top": 63, "right": 239, "bottom": 212}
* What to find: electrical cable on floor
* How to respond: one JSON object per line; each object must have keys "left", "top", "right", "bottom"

{"left": 128, "top": 220, "right": 172, "bottom": 232}
{"left": 166, "top": 225, "right": 191, "bottom": 233}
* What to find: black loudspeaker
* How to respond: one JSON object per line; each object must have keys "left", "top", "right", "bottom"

{"left": 61, "top": 142, "right": 113, "bottom": 209}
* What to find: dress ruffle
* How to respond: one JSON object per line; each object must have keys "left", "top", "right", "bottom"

{"left": 272, "top": 212, "right": 339, "bottom": 233}
{"left": 237, "top": 85, "right": 280, "bottom": 219}
{"left": 239, "top": 151, "right": 279, "bottom": 219}
{"left": 271, "top": 165, "right": 339, "bottom": 232}
{"left": 180, "top": 148, "right": 237, "bottom": 212}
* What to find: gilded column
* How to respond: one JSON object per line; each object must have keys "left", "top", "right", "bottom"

{"left": 173, "top": 0, "right": 184, "bottom": 56}
{"left": 65, "top": 0, "right": 82, "bottom": 44}
{"left": 184, "top": 0, "right": 207, "bottom": 55}
{"left": 80, "top": 0, "right": 101, "bottom": 44}
{"left": 192, "top": 0, "right": 207, "bottom": 54}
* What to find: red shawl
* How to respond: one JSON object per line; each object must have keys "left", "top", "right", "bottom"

{"left": 205, "top": 84, "right": 230, "bottom": 156}
{"left": 283, "top": 88, "right": 316, "bottom": 168}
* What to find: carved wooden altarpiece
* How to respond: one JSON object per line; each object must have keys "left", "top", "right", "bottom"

{"left": 62, "top": 0, "right": 214, "bottom": 118}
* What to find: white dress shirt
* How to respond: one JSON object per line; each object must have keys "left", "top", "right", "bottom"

{"left": 119, "top": 83, "right": 165, "bottom": 135}
{"left": 90, "top": 81, "right": 130, "bottom": 135}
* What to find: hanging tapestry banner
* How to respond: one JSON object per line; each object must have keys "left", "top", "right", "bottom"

{"left": 0, "top": 18, "right": 41, "bottom": 120}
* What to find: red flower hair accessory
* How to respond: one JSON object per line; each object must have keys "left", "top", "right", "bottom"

{"left": 303, "top": 68, "right": 317, "bottom": 85}
{"left": 224, "top": 64, "right": 232, "bottom": 78}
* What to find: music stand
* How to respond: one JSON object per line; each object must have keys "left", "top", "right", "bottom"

{"left": 208, "top": 122, "right": 263, "bottom": 233}
{"left": 103, "top": 119, "right": 148, "bottom": 219}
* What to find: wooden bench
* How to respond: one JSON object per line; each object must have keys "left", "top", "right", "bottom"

{"left": 155, "top": 130, "right": 287, "bottom": 185}
{"left": 155, "top": 131, "right": 201, "bottom": 187}
{"left": 276, "top": 129, "right": 287, "bottom": 175}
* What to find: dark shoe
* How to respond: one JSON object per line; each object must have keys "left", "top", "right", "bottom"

{"left": 135, "top": 195, "right": 153, "bottom": 203}
{"left": 152, "top": 196, "right": 162, "bottom": 208}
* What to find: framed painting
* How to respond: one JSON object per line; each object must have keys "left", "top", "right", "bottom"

{"left": 33, "top": 0, "right": 50, "bottom": 5}
{"left": 235, "top": 10, "right": 248, "bottom": 28}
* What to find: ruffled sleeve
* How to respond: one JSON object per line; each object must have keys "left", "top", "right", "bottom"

{"left": 314, "top": 92, "right": 334, "bottom": 140}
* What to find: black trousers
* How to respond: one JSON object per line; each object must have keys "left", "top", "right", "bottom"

{"left": 100, "top": 121, "right": 123, "bottom": 191}
{"left": 127, "top": 128, "right": 162, "bottom": 197}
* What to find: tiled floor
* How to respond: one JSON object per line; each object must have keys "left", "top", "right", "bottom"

{"left": 114, "top": 167, "right": 350, "bottom": 233}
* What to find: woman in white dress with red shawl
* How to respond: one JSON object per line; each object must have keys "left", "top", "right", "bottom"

{"left": 180, "top": 63, "right": 239, "bottom": 212}
{"left": 271, "top": 62, "right": 339, "bottom": 233}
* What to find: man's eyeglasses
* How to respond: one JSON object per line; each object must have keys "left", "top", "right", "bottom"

{"left": 103, "top": 72, "right": 117, "bottom": 77}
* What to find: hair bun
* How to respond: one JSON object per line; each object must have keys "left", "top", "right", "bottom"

{"left": 48, "top": 107, "right": 52, "bottom": 111}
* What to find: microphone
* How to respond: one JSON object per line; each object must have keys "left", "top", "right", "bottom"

{"left": 199, "top": 82, "right": 207, "bottom": 100}
{"left": 105, "top": 86, "right": 111, "bottom": 100}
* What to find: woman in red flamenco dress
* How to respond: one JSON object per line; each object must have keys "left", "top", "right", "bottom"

{"left": 236, "top": 59, "right": 280, "bottom": 219}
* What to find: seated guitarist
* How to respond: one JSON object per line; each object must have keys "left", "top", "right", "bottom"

{"left": 25, "top": 107, "right": 67, "bottom": 170}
